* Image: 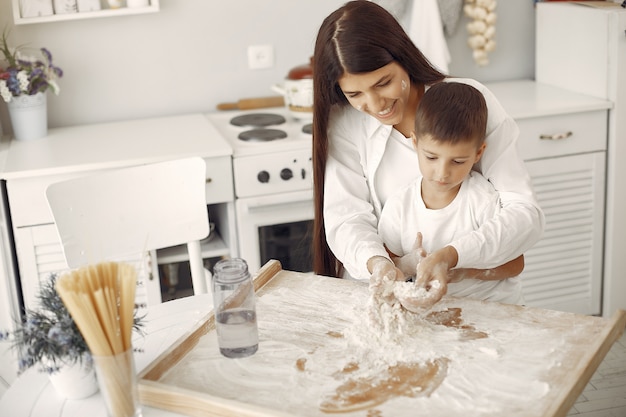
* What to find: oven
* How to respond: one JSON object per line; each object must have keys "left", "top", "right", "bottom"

{"left": 205, "top": 109, "right": 314, "bottom": 273}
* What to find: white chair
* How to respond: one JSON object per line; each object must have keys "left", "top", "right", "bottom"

{"left": 45, "top": 157, "right": 211, "bottom": 299}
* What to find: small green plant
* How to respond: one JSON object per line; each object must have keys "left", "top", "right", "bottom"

{"left": 0, "top": 273, "right": 143, "bottom": 374}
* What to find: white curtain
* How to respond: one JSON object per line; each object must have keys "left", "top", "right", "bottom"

{"left": 407, "top": 0, "right": 450, "bottom": 74}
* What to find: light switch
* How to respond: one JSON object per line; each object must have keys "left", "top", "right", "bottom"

{"left": 247, "top": 45, "right": 274, "bottom": 70}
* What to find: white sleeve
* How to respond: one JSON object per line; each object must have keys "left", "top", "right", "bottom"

{"left": 377, "top": 195, "right": 405, "bottom": 258}
{"left": 450, "top": 80, "right": 545, "bottom": 269}
{"left": 324, "top": 108, "right": 389, "bottom": 280}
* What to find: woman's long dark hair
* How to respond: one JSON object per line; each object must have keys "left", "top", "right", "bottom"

{"left": 312, "top": 0, "right": 445, "bottom": 278}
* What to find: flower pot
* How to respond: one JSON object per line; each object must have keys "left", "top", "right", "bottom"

{"left": 6, "top": 92, "right": 48, "bottom": 141}
{"left": 47, "top": 355, "right": 99, "bottom": 400}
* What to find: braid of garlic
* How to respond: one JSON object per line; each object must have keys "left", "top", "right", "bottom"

{"left": 464, "top": 0, "right": 497, "bottom": 66}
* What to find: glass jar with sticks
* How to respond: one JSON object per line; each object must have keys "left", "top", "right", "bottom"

{"left": 56, "top": 262, "right": 141, "bottom": 417}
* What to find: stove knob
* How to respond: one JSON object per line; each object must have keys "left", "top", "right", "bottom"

{"left": 257, "top": 170, "right": 270, "bottom": 183}
{"left": 280, "top": 168, "right": 293, "bottom": 181}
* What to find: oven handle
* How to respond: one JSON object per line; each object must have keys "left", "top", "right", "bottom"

{"left": 238, "top": 190, "right": 313, "bottom": 209}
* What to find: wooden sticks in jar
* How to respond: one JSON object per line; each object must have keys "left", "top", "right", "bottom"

{"left": 55, "top": 262, "right": 137, "bottom": 356}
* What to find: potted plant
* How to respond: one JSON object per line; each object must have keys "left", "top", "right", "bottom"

{"left": 0, "top": 28, "right": 63, "bottom": 141}
{"left": 0, "top": 273, "right": 144, "bottom": 399}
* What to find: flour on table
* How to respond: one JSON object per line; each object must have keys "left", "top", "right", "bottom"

{"left": 159, "top": 273, "right": 563, "bottom": 417}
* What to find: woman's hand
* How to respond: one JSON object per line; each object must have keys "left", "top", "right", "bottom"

{"left": 368, "top": 256, "right": 405, "bottom": 304}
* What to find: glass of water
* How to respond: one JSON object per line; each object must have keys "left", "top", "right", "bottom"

{"left": 212, "top": 258, "right": 259, "bottom": 358}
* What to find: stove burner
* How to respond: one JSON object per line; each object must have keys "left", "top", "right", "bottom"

{"left": 238, "top": 128, "right": 288, "bottom": 142}
{"left": 230, "top": 113, "right": 286, "bottom": 128}
{"left": 302, "top": 124, "right": 313, "bottom": 135}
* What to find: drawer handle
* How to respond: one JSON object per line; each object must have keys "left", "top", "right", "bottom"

{"left": 539, "top": 131, "right": 573, "bottom": 141}
{"left": 206, "top": 177, "right": 212, "bottom": 184}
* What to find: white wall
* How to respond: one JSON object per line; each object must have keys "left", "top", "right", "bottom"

{"left": 0, "top": 0, "right": 535, "bottom": 131}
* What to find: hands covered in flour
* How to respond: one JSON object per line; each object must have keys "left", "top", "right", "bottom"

{"left": 402, "top": 246, "right": 459, "bottom": 311}
{"left": 392, "top": 234, "right": 459, "bottom": 313}
{"left": 368, "top": 256, "right": 405, "bottom": 305}
{"left": 391, "top": 232, "right": 427, "bottom": 278}
{"left": 369, "top": 234, "right": 461, "bottom": 313}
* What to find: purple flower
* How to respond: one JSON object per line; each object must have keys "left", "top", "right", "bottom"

{"left": 47, "top": 324, "right": 72, "bottom": 346}
{"left": 5, "top": 69, "right": 20, "bottom": 95}
{"left": 41, "top": 48, "right": 52, "bottom": 63}
{"left": 0, "top": 32, "right": 63, "bottom": 102}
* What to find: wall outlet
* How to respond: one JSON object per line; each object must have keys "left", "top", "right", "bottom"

{"left": 247, "top": 44, "right": 274, "bottom": 70}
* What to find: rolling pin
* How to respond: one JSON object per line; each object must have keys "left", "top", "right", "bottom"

{"left": 216, "top": 96, "right": 285, "bottom": 110}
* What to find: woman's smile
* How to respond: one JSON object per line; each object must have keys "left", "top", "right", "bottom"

{"left": 338, "top": 62, "right": 413, "bottom": 127}
{"left": 376, "top": 101, "right": 396, "bottom": 119}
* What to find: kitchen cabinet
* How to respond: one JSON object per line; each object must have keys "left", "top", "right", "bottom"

{"left": 535, "top": 2, "right": 626, "bottom": 316}
{"left": 1, "top": 114, "right": 236, "bottom": 312}
{"left": 486, "top": 81, "right": 610, "bottom": 315}
{"left": 12, "top": 222, "right": 160, "bottom": 309}
{"left": 11, "top": 0, "right": 159, "bottom": 25}
{"left": 0, "top": 142, "right": 20, "bottom": 396}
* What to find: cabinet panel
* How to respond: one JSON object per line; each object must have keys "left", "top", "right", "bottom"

{"left": 204, "top": 157, "right": 233, "bottom": 204}
{"left": 522, "top": 152, "right": 605, "bottom": 314}
{"left": 516, "top": 110, "right": 607, "bottom": 161}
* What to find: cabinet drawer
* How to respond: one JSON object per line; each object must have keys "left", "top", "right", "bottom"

{"left": 204, "top": 156, "right": 233, "bottom": 204}
{"left": 516, "top": 110, "right": 607, "bottom": 161}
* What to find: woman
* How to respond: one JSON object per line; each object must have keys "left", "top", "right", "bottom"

{"left": 312, "top": 0, "right": 544, "bottom": 301}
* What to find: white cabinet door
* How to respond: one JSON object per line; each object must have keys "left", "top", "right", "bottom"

{"left": 14, "top": 224, "right": 161, "bottom": 311}
{"left": 14, "top": 224, "right": 68, "bottom": 310}
{"left": 536, "top": 2, "right": 626, "bottom": 316}
{"left": 522, "top": 152, "right": 605, "bottom": 315}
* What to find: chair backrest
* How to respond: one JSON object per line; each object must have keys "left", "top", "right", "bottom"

{"left": 45, "top": 157, "right": 210, "bottom": 295}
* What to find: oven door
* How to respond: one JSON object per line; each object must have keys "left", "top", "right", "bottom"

{"left": 235, "top": 190, "right": 314, "bottom": 273}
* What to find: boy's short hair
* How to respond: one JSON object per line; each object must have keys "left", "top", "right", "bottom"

{"left": 414, "top": 82, "right": 488, "bottom": 145}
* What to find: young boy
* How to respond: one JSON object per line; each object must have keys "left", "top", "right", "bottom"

{"left": 377, "top": 82, "right": 524, "bottom": 309}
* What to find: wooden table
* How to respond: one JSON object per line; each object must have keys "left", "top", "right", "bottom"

{"left": 139, "top": 261, "right": 626, "bottom": 417}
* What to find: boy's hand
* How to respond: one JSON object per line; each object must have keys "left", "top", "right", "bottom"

{"left": 392, "top": 232, "right": 427, "bottom": 277}
{"left": 396, "top": 246, "right": 458, "bottom": 311}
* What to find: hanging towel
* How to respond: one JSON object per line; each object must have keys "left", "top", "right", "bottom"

{"left": 437, "top": 0, "right": 464, "bottom": 37}
{"left": 407, "top": 0, "right": 450, "bottom": 74}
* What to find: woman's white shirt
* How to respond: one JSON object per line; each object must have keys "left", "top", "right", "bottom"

{"left": 324, "top": 77, "right": 544, "bottom": 280}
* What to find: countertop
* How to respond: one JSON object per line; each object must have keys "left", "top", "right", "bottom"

{"left": 0, "top": 113, "right": 232, "bottom": 180}
{"left": 485, "top": 79, "right": 611, "bottom": 119}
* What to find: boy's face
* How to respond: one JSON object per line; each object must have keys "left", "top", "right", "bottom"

{"left": 412, "top": 133, "right": 486, "bottom": 194}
